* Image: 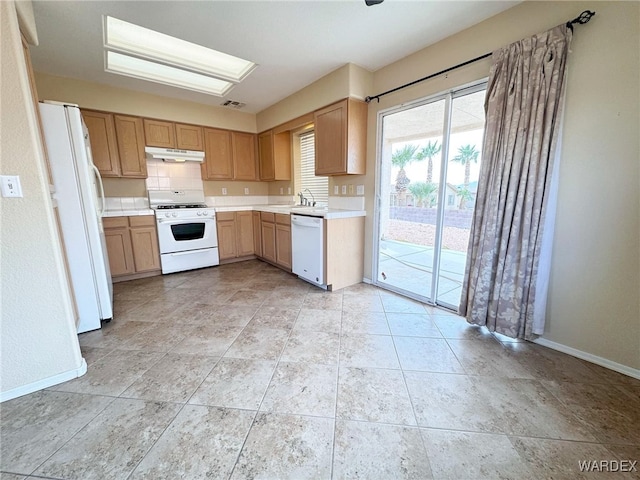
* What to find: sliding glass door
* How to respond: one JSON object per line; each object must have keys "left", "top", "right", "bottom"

{"left": 374, "top": 83, "right": 486, "bottom": 309}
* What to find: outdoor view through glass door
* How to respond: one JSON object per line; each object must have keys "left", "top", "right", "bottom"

{"left": 375, "top": 84, "right": 486, "bottom": 309}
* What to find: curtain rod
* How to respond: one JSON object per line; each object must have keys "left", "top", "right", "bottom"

{"left": 364, "top": 10, "right": 596, "bottom": 104}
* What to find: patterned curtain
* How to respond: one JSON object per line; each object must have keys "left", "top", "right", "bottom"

{"left": 459, "top": 24, "right": 573, "bottom": 339}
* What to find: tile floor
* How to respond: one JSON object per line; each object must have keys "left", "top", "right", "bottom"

{"left": 1, "top": 260, "right": 639, "bottom": 479}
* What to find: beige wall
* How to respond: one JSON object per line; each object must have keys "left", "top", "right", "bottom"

{"left": 35, "top": 72, "right": 257, "bottom": 132}
{"left": 1, "top": 0, "right": 83, "bottom": 397}
{"left": 203, "top": 180, "right": 268, "bottom": 197}
{"left": 364, "top": 1, "right": 639, "bottom": 370}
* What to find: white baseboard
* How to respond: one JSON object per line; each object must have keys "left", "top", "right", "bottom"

{"left": 534, "top": 337, "right": 640, "bottom": 380}
{"left": 0, "top": 359, "right": 87, "bottom": 403}
{"left": 362, "top": 277, "right": 372, "bottom": 284}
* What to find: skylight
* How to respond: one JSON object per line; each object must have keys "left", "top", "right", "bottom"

{"left": 106, "top": 51, "right": 234, "bottom": 96}
{"left": 103, "top": 16, "right": 256, "bottom": 96}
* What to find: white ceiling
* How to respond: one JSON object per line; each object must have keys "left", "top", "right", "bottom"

{"left": 30, "top": 1, "right": 519, "bottom": 114}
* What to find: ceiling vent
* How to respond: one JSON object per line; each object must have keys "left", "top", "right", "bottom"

{"left": 221, "top": 100, "right": 246, "bottom": 109}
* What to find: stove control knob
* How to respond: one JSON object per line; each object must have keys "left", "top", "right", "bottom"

{"left": 197, "top": 212, "right": 202, "bottom": 216}
{"left": 171, "top": 212, "right": 177, "bottom": 218}
{"left": 165, "top": 212, "right": 170, "bottom": 218}
{"left": 202, "top": 211, "right": 209, "bottom": 216}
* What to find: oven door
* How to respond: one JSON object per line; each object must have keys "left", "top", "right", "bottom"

{"left": 156, "top": 217, "right": 218, "bottom": 254}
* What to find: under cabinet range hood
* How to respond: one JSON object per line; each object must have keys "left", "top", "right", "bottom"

{"left": 145, "top": 146, "right": 205, "bottom": 163}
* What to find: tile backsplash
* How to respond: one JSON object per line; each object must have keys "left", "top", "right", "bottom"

{"left": 145, "top": 159, "right": 203, "bottom": 191}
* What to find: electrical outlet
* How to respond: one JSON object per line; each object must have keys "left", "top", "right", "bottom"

{"left": 222, "top": 187, "right": 227, "bottom": 195}
{"left": 334, "top": 185, "right": 339, "bottom": 195}
{"left": 287, "top": 187, "right": 292, "bottom": 195}
{"left": 357, "top": 185, "right": 364, "bottom": 195}
{"left": 279, "top": 187, "right": 284, "bottom": 195}
{"left": 244, "top": 187, "right": 250, "bottom": 195}
{"left": 0, "top": 175, "right": 23, "bottom": 197}
{"left": 348, "top": 184, "right": 354, "bottom": 195}
{"left": 341, "top": 185, "right": 347, "bottom": 195}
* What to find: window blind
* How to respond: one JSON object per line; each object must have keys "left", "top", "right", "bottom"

{"left": 299, "top": 131, "right": 328, "bottom": 206}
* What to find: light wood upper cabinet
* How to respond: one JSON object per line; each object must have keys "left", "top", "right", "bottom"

{"left": 114, "top": 115, "right": 147, "bottom": 178}
{"left": 176, "top": 123, "right": 204, "bottom": 151}
{"left": 143, "top": 119, "right": 176, "bottom": 148}
{"left": 202, "top": 127, "right": 233, "bottom": 180}
{"left": 314, "top": 98, "right": 367, "bottom": 176}
{"left": 258, "top": 130, "right": 291, "bottom": 181}
{"left": 232, "top": 132, "right": 257, "bottom": 181}
{"left": 82, "top": 110, "right": 121, "bottom": 177}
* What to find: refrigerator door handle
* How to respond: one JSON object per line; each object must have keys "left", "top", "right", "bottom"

{"left": 91, "top": 164, "right": 106, "bottom": 216}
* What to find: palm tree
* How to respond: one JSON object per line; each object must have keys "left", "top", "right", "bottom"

{"left": 415, "top": 140, "right": 441, "bottom": 183}
{"left": 451, "top": 144, "right": 480, "bottom": 187}
{"left": 457, "top": 187, "right": 474, "bottom": 210}
{"left": 391, "top": 144, "right": 418, "bottom": 203}
{"left": 408, "top": 182, "right": 438, "bottom": 208}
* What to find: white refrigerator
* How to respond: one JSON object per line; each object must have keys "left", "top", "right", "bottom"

{"left": 39, "top": 101, "right": 113, "bottom": 333}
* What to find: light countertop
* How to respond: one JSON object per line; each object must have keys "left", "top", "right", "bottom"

{"left": 103, "top": 205, "right": 365, "bottom": 219}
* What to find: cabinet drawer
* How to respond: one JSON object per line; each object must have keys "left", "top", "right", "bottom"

{"left": 275, "top": 213, "right": 290, "bottom": 225}
{"left": 129, "top": 215, "right": 156, "bottom": 227}
{"left": 261, "top": 212, "right": 275, "bottom": 223}
{"left": 103, "top": 216, "right": 129, "bottom": 229}
{"left": 216, "top": 211, "right": 236, "bottom": 222}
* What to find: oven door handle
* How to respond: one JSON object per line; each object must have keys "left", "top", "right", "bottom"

{"left": 157, "top": 218, "right": 215, "bottom": 225}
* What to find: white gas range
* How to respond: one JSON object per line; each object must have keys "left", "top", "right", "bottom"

{"left": 149, "top": 190, "right": 219, "bottom": 274}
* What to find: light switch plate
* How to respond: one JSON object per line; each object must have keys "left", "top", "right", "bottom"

{"left": 244, "top": 187, "right": 250, "bottom": 195}
{"left": 222, "top": 187, "right": 227, "bottom": 195}
{"left": 341, "top": 185, "right": 347, "bottom": 195}
{"left": 0, "top": 175, "right": 23, "bottom": 197}
{"left": 334, "top": 185, "right": 339, "bottom": 195}
{"left": 357, "top": 185, "right": 364, "bottom": 195}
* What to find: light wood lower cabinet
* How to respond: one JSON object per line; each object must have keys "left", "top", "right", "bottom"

{"left": 258, "top": 212, "right": 291, "bottom": 271}
{"left": 216, "top": 211, "right": 255, "bottom": 261}
{"left": 252, "top": 211, "right": 262, "bottom": 257}
{"left": 260, "top": 213, "right": 277, "bottom": 264}
{"left": 275, "top": 214, "right": 291, "bottom": 270}
{"left": 103, "top": 215, "right": 161, "bottom": 281}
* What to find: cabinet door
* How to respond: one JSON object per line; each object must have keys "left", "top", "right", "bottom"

{"left": 130, "top": 226, "right": 161, "bottom": 272}
{"left": 82, "top": 110, "right": 121, "bottom": 177}
{"left": 217, "top": 219, "right": 238, "bottom": 260}
{"left": 202, "top": 128, "right": 233, "bottom": 180}
{"left": 261, "top": 221, "right": 277, "bottom": 263}
{"left": 232, "top": 132, "right": 257, "bottom": 180}
{"left": 104, "top": 227, "right": 135, "bottom": 276}
{"left": 114, "top": 115, "right": 148, "bottom": 178}
{"left": 258, "top": 131, "right": 274, "bottom": 181}
{"left": 314, "top": 100, "right": 347, "bottom": 175}
{"left": 176, "top": 123, "right": 204, "bottom": 150}
{"left": 275, "top": 224, "right": 292, "bottom": 270}
{"left": 252, "top": 211, "right": 262, "bottom": 257}
{"left": 235, "top": 211, "right": 254, "bottom": 256}
{"left": 143, "top": 119, "right": 176, "bottom": 148}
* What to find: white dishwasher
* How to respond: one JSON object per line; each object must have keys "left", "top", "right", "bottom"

{"left": 291, "top": 214, "right": 325, "bottom": 287}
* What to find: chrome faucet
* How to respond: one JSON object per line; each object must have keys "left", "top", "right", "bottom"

{"left": 298, "top": 192, "right": 307, "bottom": 206}
{"left": 304, "top": 188, "right": 316, "bottom": 207}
